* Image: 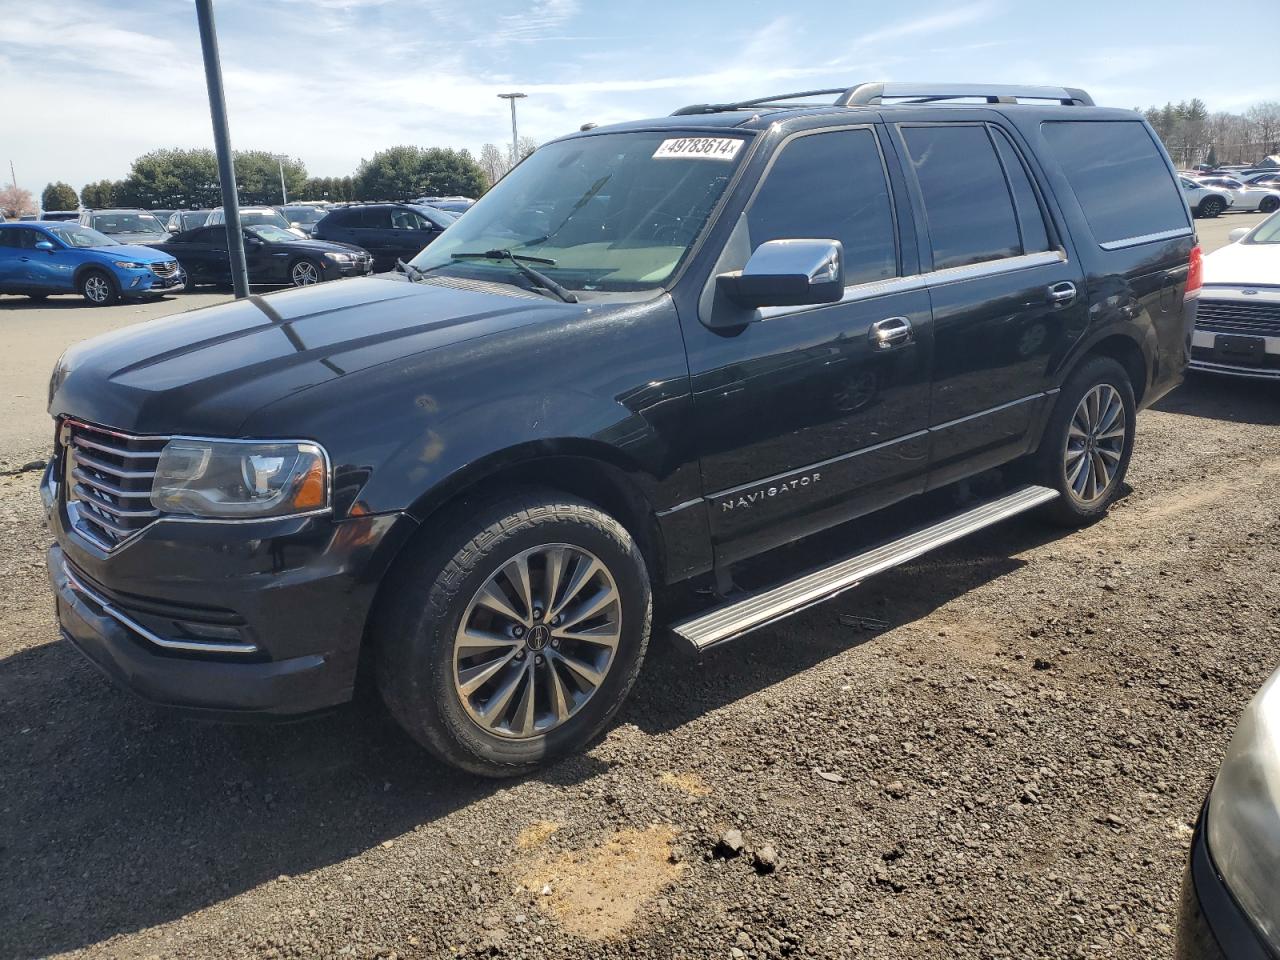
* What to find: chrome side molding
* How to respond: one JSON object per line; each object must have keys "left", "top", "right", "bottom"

{"left": 672, "top": 484, "right": 1059, "bottom": 651}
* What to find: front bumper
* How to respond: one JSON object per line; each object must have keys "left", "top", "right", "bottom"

{"left": 119, "top": 266, "right": 187, "bottom": 298}
{"left": 1177, "top": 803, "right": 1278, "bottom": 960}
{"left": 42, "top": 461, "right": 416, "bottom": 717}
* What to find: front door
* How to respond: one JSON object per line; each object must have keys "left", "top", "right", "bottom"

{"left": 890, "top": 121, "right": 1089, "bottom": 488}
{"left": 682, "top": 126, "right": 934, "bottom": 566}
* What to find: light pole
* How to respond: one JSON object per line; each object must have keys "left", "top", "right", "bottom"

{"left": 497, "top": 92, "right": 527, "bottom": 167}
{"left": 194, "top": 0, "right": 249, "bottom": 299}
{"left": 277, "top": 155, "right": 289, "bottom": 205}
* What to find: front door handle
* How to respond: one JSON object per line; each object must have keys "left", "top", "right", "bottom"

{"left": 1047, "top": 281, "right": 1077, "bottom": 305}
{"left": 869, "top": 316, "right": 913, "bottom": 349}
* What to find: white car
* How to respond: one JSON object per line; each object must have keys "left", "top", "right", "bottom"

{"left": 1190, "top": 211, "right": 1280, "bottom": 379}
{"left": 1194, "top": 176, "right": 1280, "bottom": 214}
{"left": 1180, "top": 177, "right": 1235, "bottom": 219}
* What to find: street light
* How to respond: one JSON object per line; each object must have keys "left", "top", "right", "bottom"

{"left": 277, "top": 155, "right": 289, "bottom": 205}
{"left": 497, "top": 92, "right": 527, "bottom": 167}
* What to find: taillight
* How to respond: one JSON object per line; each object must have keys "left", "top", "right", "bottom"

{"left": 1185, "top": 244, "right": 1203, "bottom": 300}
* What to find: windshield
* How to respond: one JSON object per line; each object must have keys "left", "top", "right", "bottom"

{"left": 248, "top": 224, "right": 298, "bottom": 243}
{"left": 409, "top": 131, "right": 747, "bottom": 291}
{"left": 282, "top": 206, "right": 324, "bottom": 223}
{"left": 240, "top": 210, "right": 292, "bottom": 229}
{"left": 47, "top": 225, "right": 117, "bottom": 247}
{"left": 91, "top": 212, "right": 166, "bottom": 234}
{"left": 1246, "top": 214, "right": 1280, "bottom": 244}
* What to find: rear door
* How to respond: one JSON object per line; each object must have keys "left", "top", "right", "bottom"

{"left": 0, "top": 229, "right": 22, "bottom": 288}
{"left": 890, "top": 120, "right": 1088, "bottom": 488}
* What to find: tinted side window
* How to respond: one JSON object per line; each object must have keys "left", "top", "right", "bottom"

{"left": 747, "top": 128, "right": 897, "bottom": 287}
{"left": 1040, "top": 120, "right": 1188, "bottom": 245}
{"left": 991, "top": 128, "right": 1051, "bottom": 255}
{"left": 360, "top": 207, "right": 393, "bottom": 229}
{"left": 0, "top": 229, "right": 20, "bottom": 248}
{"left": 902, "top": 125, "right": 1021, "bottom": 271}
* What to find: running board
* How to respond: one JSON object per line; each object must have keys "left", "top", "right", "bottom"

{"left": 672, "top": 484, "right": 1058, "bottom": 651}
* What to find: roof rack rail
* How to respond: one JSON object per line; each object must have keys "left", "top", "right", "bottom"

{"left": 836, "top": 82, "right": 1094, "bottom": 106}
{"left": 671, "top": 82, "right": 1093, "bottom": 116}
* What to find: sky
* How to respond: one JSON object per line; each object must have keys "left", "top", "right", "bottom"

{"left": 3, "top": 0, "right": 1278, "bottom": 201}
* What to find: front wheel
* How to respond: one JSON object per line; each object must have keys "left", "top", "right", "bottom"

{"left": 1197, "top": 197, "right": 1225, "bottom": 219}
{"left": 1260, "top": 196, "right": 1280, "bottom": 214}
{"left": 375, "top": 491, "right": 652, "bottom": 777}
{"left": 1033, "top": 356, "right": 1136, "bottom": 527}
{"left": 79, "top": 269, "right": 117, "bottom": 306}
{"left": 290, "top": 258, "right": 322, "bottom": 286}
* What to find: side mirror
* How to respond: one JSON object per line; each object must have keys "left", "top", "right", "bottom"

{"left": 717, "top": 239, "right": 844, "bottom": 309}
{"left": 1228, "top": 227, "right": 1250, "bottom": 243}
{"left": 35, "top": 240, "right": 55, "bottom": 252}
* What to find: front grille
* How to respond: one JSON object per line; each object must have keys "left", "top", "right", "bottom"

{"left": 150, "top": 261, "right": 178, "bottom": 278}
{"left": 62, "top": 420, "right": 166, "bottom": 548}
{"left": 1196, "top": 298, "right": 1280, "bottom": 337}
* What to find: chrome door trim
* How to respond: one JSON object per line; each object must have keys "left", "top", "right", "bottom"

{"left": 758, "top": 250, "right": 1066, "bottom": 320}
{"left": 1098, "top": 227, "right": 1195, "bottom": 251}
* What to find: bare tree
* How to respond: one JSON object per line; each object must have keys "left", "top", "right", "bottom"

{"left": 1245, "top": 102, "right": 1280, "bottom": 157}
{"left": 517, "top": 136, "right": 539, "bottom": 161}
{"left": 479, "top": 142, "right": 510, "bottom": 188}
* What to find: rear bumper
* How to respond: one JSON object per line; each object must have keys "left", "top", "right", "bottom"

{"left": 1177, "top": 804, "right": 1278, "bottom": 960}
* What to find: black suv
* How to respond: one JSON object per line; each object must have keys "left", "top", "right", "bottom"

{"left": 312, "top": 202, "right": 454, "bottom": 271}
{"left": 44, "top": 83, "right": 1199, "bottom": 776}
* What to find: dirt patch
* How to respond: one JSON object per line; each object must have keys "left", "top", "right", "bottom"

{"left": 657, "top": 771, "right": 712, "bottom": 797}
{"left": 521, "top": 825, "right": 682, "bottom": 941}
{"left": 516, "top": 820, "right": 561, "bottom": 849}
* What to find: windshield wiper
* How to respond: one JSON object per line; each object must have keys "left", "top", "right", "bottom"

{"left": 396, "top": 258, "right": 428, "bottom": 281}
{"left": 450, "top": 249, "right": 578, "bottom": 303}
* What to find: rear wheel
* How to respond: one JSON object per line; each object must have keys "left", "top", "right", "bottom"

{"left": 1260, "top": 196, "right": 1280, "bottom": 214}
{"left": 375, "top": 491, "right": 652, "bottom": 777}
{"left": 1197, "top": 197, "right": 1225, "bottom": 219}
{"left": 290, "top": 258, "right": 322, "bottom": 286}
{"left": 1033, "top": 356, "right": 1136, "bottom": 527}
{"left": 79, "top": 269, "right": 117, "bottom": 306}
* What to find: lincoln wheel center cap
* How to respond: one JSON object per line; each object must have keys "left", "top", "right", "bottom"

{"left": 526, "top": 624, "right": 552, "bottom": 651}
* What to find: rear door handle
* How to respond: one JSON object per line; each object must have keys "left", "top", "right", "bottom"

{"left": 1047, "top": 281, "right": 1077, "bottom": 305}
{"left": 869, "top": 316, "right": 913, "bottom": 349}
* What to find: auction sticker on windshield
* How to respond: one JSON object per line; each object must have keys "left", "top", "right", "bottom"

{"left": 653, "top": 137, "right": 744, "bottom": 161}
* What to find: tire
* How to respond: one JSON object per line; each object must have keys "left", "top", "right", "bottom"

{"left": 79, "top": 269, "right": 117, "bottom": 306}
{"left": 1197, "top": 197, "right": 1225, "bottom": 219}
{"left": 1032, "top": 356, "right": 1136, "bottom": 528}
{"left": 374, "top": 490, "right": 652, "bottom": 777}
{"left": 1260, "top": 196, "right": 1280, "bottom": 214}
{"left": 289, "top": 258, "right": 322, "bottom": 286}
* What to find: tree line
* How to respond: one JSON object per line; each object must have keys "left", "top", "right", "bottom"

{"left": 6, "top": 140, "right": 535, "bottom": 216}
{"left": 1139, "top": 99, "right": 1280, "bottom": 168}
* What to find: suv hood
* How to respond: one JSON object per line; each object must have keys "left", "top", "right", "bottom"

{"left": 1203, "top": 242, "right": 1280, "bottom": 288}
{"left": 92, "top": 243, "right": 176, "bottom": 264}
{"left": 103, "top": 230, "right": 172, "bottom": 245}
{"left": 50, "top": 276, "right": 587, "bottom": 436}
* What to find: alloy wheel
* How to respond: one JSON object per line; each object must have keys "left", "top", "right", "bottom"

{"left": 291, "top": 260, "right": 320, "bottom": 285}
{"left": 1063, "top": 383, "right": 1126, "bottom": 504}
{"left": 452, "top": 544, "right": 622, "bottom": 739}
{"left": 84, "top": 274, "right": 110, "bottom": 303}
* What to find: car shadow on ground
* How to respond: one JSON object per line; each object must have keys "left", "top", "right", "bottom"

{"left": 0, "top": 293, "right": 188, "bottom": 311}
{"left": 1152, "top": 372, "right": 1280, "bottom": 426}
{"left": 0, "top": 505, "right": 1074, "bottom": 956}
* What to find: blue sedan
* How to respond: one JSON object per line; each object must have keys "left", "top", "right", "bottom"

{"left": 0, "top": 221, "right": 185, "bottom": 306}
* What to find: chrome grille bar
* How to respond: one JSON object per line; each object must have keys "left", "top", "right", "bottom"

{"left": 62, "top": 420, "right": 166, "bottom": 549}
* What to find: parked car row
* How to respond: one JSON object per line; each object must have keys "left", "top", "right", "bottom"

{"left": 1, "top": 198, "right": 466, "bottom": 304}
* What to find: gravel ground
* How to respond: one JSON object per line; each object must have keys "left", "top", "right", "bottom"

{"left": 1, "top": 222, "right": 1277, "bottom": 959}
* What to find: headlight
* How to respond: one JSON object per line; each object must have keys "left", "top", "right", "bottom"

{"left": 1207, "top": 668, "right": 1280, "bottom": 951}
{"left": 151, "top": 439, "right": 329, "bottom": 519}
{"left": 325, "top": 251, "right": 355, "bottom": 262}
{"left": 48, "top": 350, "right": 71, "bottom": 410}
{"left": 112, "top": 261, "right": 148, "bottom": 269}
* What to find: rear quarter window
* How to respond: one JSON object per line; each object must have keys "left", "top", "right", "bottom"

{"left": 1040, "top": 120, "right": 1189, "bottom": 247}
